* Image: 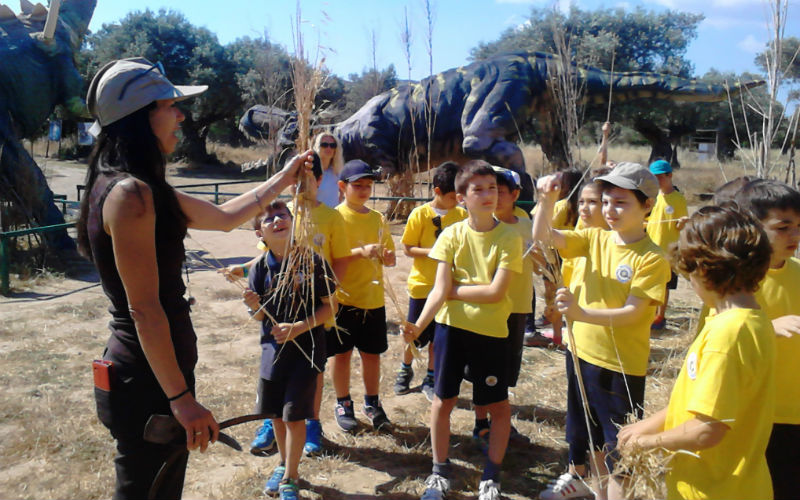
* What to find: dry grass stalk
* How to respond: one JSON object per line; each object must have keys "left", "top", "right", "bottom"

{"left": 533, "top": 236, "right": 601, "bottom": 495}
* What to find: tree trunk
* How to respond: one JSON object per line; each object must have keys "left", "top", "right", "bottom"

{"left": 176, "top": 115, "right": 214, "bottom": 164}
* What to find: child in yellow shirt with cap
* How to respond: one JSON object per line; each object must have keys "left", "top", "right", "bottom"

{"left": 646, "top": 159, "right": 688, "bottom": 330}
{"left": 618, "top": 205, "right": 776, "bottom": 500}
{"left": 534, "top": 162, "right": 670, "bottom": 500}
{"left": 329, "top": 160, "right": 396, "bottom": 432}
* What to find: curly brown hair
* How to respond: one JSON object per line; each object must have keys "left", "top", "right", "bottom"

{"left": 670, "top": 205, "right": 771, "bottom": 296}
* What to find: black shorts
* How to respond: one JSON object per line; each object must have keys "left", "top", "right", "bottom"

{"left": 255, "top": 367, "right": 318, "bottom": 422}
{"left": 327, "top": 305, "right": 388, "bottom": 356}
{"left": 766, "top": 423, "right": 800, "bottom": 500}
{"left": 666, "top": 271, "right": 679, "bottom": 290}
{"left": 507, "top": 313, "right": 526, "bottom": 387}
{"left": 565, "top": 354, "right": 645, "bottom": 471}
{"left": 433, "top": 323, "right": 508, "bottom": 406}
{"left": 408, "top": 297, "right": 434, "bottom": 348}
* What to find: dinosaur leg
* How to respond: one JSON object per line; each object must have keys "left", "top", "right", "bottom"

{"left": 0, "top": 119, "right": 74, "bottom": 250}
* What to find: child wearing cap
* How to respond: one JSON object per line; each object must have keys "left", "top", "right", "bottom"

{"left": 329, "top": 160, "right": 396, "bottom": 432}
{"left": 618, "top": 205, "right": 776, "bottom": 500}
{"left": 403, "top": 160, "right": 522, "bottom": 500}
{"left": 533, "top": 162, "right": 670, "bottom": 500}
{"left": 394, "top": 162, "right": 466, "bottom": 401}
{"left": 646, "top": 159, "right": 688, "bottom": 331}
{"left": 242, "top": 201, "right": 337, "bottom": 499}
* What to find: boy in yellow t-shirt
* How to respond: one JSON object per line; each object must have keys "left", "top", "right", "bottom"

{"left": 328, "top": 160, "right": 396, "bottom": 433}
{"left": 470, "top": 166, "right": 534, "bottom": 449}
{"left": 619, "top": 206, "right": 776, "bottom": 500}
{"left": 646, "top": 160, "right": 688, "bottom": 330}
{"left": 403, "top": 161, "right": 522, "bottom": 500}
{"left": 394, "top": 162, "right": 466, "bottom": 401}
{"left": 735, "top": 179, "right": 800, "bottom": 500}
{"left": 534, "top": 163, "right": 670, "bottom": 500}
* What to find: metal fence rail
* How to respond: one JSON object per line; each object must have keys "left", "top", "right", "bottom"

{"left": 2, "top": 179, "right": 534, "bottom": 295}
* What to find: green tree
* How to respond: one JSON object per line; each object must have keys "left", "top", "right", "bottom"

{"left": 343, "top": 65, "right": 398, "bottom": 115}
{"left": 82, "top": 9, "right": 241, "bottom": 162}
{"left": 472, "top": 6, "right": 703, "bottom": 76}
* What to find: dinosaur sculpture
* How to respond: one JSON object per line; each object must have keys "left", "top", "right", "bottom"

{"left": 0, "top": 0, "right": 97, "bottom": 249}
{"left": 242, "top": 51, "right": 761, "bottom": 217}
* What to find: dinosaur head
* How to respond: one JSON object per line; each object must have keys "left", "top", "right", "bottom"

{"left": 56, "top": 0, "right": 96, "bottom": 52}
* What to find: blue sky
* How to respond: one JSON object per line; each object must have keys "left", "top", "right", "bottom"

{"left": 84, "top": 0, "right": 797, "bottom": 81}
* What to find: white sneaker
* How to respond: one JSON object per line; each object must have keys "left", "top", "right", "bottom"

{"left": 539, "top": 472, "right": 593, "bottom": 500}
{"left": 478, "top": 479, "right": 502, "bottom": 500}
{"left": 421, "top": 473, "right": 450, "bottom": 500}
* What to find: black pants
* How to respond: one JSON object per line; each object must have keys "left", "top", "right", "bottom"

{"left": 766, "top": 423, "right": 800, "bottom": 500}
{"left": 113, "top": 439, "right": 188, "bottom": 500}
{"left": 95, "top": 350, "right": 195, "bottom": 500}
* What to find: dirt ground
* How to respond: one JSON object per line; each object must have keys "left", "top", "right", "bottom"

{"left": 0, "top": 157, "right": 704, "bottom": 500}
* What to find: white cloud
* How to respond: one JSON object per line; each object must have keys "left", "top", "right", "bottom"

{"left": 737, "top": 34, "right": 765, "bottom": 54}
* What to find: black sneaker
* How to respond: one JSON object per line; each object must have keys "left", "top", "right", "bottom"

{"left": 363, "top": 402, "right": 392, "bottom": 431}
{"left": 393, "top": 365, "right": 414, "bottom": 395}
{"left": 421, "top": 373, "right": 435, "bottom": 402}
{"left": 334, "top": 399, "right": 358, "bottom": 432}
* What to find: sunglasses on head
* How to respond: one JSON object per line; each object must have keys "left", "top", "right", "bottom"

{"left": 118, "top": 61, "right": 166, "bottom": 101}
{"left": 432, "top": 216, "right": 443, "bottom": 238}
{"left": 319, "top": 141, "right": 337, "bottom": 149}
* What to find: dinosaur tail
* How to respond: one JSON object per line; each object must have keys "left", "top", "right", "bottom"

{"left": 582, "top": 70, "right": 765, "bottom": 104}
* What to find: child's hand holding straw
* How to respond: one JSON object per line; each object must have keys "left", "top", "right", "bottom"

{"left": 400, "top": 321, "right": 420, "bottom": 345}
{"left": 555, "top": 287, "right": 583, "bottom": 321}
{"left": 271, "top": 322, "right": 299, "bottom": 344}
{"left": 242, "top": 288, "right": 261, "bottom": 312}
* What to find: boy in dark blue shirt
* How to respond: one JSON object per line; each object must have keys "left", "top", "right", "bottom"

{"left": 243, "top": 200, "right": 336, "bottom": 500}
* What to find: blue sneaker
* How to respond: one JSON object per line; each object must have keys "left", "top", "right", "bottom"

{"left": 263, "top": 465, "right": 286, "bottom": 496}
{"left": 250, "top": 419, "right": 275, "bottom": 456}
{"left": 279, "top": 478, "right": 300, "bottom": 500}
{"left": 304, "top": 419, "right": 323, "bottom": 456}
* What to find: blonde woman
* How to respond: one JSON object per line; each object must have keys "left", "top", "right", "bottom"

{"left": 312, "top": 132, "right": 344, "bottom": 207}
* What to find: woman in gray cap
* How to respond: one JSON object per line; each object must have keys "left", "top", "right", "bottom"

{"left": 76, "top": 57, "right": 311, "bottom": 500}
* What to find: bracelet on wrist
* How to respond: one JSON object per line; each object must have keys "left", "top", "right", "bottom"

{"left": 168, "top": 387, "right": 191, "bottom": 402}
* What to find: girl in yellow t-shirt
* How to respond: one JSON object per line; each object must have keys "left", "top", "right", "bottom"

{"left": 618, "top": 206, "right": 776, "bottom": 500}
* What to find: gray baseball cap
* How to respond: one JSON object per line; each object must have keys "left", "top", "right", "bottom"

{"left": 86, "top": 57, "right": 207, "bottom": 137}
{"left": 594, "top": 162, "right": 659, "bottom": 199}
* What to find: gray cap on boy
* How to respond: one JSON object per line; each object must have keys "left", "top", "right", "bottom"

{"left": 87, "top": 57, "right": 208, "bottom": 137}
{"left": 594, "top": 162, "right": 659, "bottom": 199}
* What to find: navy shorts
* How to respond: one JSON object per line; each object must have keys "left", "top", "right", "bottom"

{"left": 255, "top": 367, "right": 317, "bottom": 422}
{"left": 666, "top": 271, "right": 679, "bottom": 290}
{"left": 327, "top": 305, "right": 388, "bottom": 356}
{"left": 433, "top": 323, "right": 508, "bottom": 406}
{"left": 507, "top": 313, "right": 526, "bottom": 387}
{"left": 565, "top": 354, "right": 645, "bottom": 471}
{"left": 408, "top": 297, "right": 434, "bottom": 348}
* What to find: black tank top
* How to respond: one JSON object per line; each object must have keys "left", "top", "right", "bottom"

{"left": 87, "top": 173, "right": 197, "bottom": 375}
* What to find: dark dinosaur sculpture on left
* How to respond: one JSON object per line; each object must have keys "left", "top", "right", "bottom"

{"left": 0, "top": 0, "right": 97, "bottom": 249}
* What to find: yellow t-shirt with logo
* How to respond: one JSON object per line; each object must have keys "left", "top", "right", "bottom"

{"left": 646, "top": 190, "right": 688, "bottom": 250}
{"left": 429, "top": 220, "right": 522, "bottom": 338}
{"left": 664, "top": 308, "right": 776, "bottom": 500}
{"left": 504, "top": 216, "right": 534, "bottom": 314}
{"left": 755, "top": 257, "right": 800, "bottom": 425}
{"left": 334, "top": 203, "right": 395, "bottom": 309}
{"left": 293, "top": 203, "right": 351, "bottom": 267}
{"left": 401, "top": 203, "right": 467, "bottom": 299}
{"left": 560, "top": 228, "right": 670, "bottom": 376}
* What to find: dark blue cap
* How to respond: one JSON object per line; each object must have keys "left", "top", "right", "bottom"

{"left": 340, "top": 159, "right": 378, "bottom": 182}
